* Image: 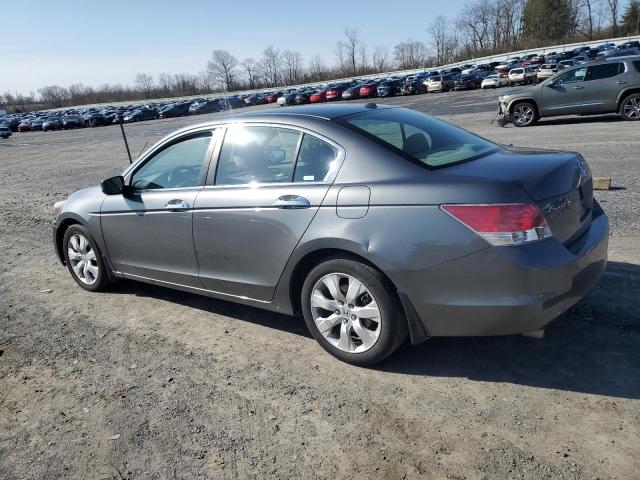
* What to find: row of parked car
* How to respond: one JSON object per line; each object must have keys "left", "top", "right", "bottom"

{"left": 0, "top": 95, "right": 251, "bottom": 134}
{"left": 2, "top": 40, "right": 638, "bottom": 136}
{"left": 267, "top": 41, "right": 640, "bottom": 103}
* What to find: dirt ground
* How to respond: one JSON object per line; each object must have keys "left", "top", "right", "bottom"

{"left": 1, "top": 90, "right": 639, "bottom": 479}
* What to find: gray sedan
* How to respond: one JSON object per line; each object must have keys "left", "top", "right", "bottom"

{"left": 52, "top": 104, "right": 608, "bottom": 365}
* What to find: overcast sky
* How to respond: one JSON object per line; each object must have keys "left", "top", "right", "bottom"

{"left": 2, "top": 0, "right": 466, "bottom": 94}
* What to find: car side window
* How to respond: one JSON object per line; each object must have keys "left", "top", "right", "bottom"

{"left": 556, "top": 67, "right": 587, "bottom": 84}
{"left": 131, "top": 132, "right": 212, "bottom": 190}
{"left": 215, "top": 125, "right": 301, "bottom": 186}
{"left": 293, "top": 134, "right": 339, "bottom": 183}
{"left": 585, "top": 63, "right": 621, "bottom": 81}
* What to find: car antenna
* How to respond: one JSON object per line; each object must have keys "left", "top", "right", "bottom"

{"left": 137, "top": 140, "right": 149, "bottom": 158}
{"left": 118, "top": 117, "right": 133, "bottom": 164}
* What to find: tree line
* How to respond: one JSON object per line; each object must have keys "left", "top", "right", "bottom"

{"left": 2, "top": 0, "right": 639, "bottom": 112}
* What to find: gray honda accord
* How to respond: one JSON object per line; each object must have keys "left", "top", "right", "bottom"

{"left": 52, "top": 104, "right": 608, "bottom": 365}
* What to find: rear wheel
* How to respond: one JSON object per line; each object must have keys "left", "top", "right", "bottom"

{"left": 511, "top": 102, "right": 538, "bottom": 127}
{"left": 301, "top": 257, "right": 407, "bottom": 366}
{"left": 620, "top": 94, "right": 640, "bottom": 121}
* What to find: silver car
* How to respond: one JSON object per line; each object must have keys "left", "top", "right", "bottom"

{"left": 499, "top": 56, "right": 640, "bottom": 126}
{"left": 53, "top": 104, "right": 608, "bottom": 365}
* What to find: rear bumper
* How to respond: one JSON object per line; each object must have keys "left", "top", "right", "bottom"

{"left": 395, "top": 208, "right": 608, "bottom": 337}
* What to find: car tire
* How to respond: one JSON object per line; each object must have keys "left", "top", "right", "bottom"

{"left": 301, "top": 257, "right": 408, "bottom": 366}
{"left": 619, "top": 94, "right": 640, "bottom": 121}
{"left": 511, "top": 101, "right": 539, "bottom": 127}
{"left": 62, "top": 224, "right": 111, "bottom": 292}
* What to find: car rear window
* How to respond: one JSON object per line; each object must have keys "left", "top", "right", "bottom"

{"left": 336, "top": 108, "right": 499, "bottom": 168}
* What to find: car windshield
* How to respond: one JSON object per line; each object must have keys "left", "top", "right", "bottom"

{"left": 336, "top": 108, "right": 499, "bottom": 168}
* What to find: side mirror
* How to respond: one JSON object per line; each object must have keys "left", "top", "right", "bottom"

{"left": 101, "top": 175, "right": 125, "bottom": 195}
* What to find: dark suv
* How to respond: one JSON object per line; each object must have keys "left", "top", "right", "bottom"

{"left": 498, "top": 56, "right": 640, "bottom": 126}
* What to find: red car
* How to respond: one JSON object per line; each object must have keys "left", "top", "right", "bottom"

{"left": 265, "top": 92, "right": 281, "bottom": 103}
{"left": 359, "top": 83, "right": 378, "bottom": 98}
{"left": 18, "top": 120, "right": 32, "bottom": 132}
{"left": 496, "top": 68, "right": 510, "bottom": 78}
{"left": 325, "top": 85, "right": 345, "bottom": 101}
{"left": 309, "top": 90, "right": 327, "bottom": 103}
{"left": 523, "top": 57, "right": 544, "bottom": 66}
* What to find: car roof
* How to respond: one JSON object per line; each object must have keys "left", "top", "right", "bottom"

{"left": 229, "top": 103, "right": 394, "bottom": 121}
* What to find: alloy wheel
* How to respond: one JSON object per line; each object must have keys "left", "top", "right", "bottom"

{"left": 513, "top": 104, "right": 534, "bottom": 126}
{"left": 310, "top": 273, "right": 381, "bottom": 353}
{"left": 67, "top": 233, "right": 99, "bottom": 285}
{"left": 623, "top": 97, "right": 640, "bottom": 119}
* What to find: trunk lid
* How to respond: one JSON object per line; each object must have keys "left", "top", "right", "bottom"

{"left": 443, "top": 148, "right": 593, "bottom": 244}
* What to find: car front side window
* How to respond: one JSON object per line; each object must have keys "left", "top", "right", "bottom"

{"left": 131, "top": 132, "right": 212, "bottom": 190}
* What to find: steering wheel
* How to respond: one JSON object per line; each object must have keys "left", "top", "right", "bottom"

{"left": 167, "top": 165, "right": 196, "bottom": 188}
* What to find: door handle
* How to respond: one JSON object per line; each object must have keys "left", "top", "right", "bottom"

{"left": 273, "top": 195, "right": 310, "bottom": 209}
{"left": 164, "top": 199, "right": 190, "bottom": 211}
{"left": 616, "top": 80, "right": 627, "bottom": 84}
{"left": 573, "top": 85, "right": 584, "bottom": 89}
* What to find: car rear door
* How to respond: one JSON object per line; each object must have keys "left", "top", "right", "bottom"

{"left": 539, "top": 66, "right": 587, "bottom": 115}
{"left": 581, "top": 62, "right": 626, "bottom": 113}
{"left": 192, "top": 123, "right": 344, "bottom": 301}
{"left": 100, "top": 130, "right": 216, "bottom": 287}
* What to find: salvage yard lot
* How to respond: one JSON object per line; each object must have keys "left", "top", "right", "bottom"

{"left": 1, "top": 89, "right": 638, "bottom": 479}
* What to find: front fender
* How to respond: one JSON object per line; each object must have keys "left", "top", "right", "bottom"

{"left": 53, "top": 186, "right": 107, "bottom": 266}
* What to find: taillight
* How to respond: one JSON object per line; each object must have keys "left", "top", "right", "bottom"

{"left": 441, "top": 204, "right": 552, "bottom": 246}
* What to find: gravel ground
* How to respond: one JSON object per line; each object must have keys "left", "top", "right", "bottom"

{"left": 1, "top": 89, "right": 638, "bottom": 479}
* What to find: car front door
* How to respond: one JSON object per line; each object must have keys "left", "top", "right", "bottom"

{"left": 101, "top": 130, "right": 216, "bottom": 287}
{"left": 540, "top": 66, "right": 587, "bottom": 115}
{"left": 582, "top": 62, "right": 626, "bottom": 113}
{"left": 193, "top": 124, "right": 343, "bottom": 301}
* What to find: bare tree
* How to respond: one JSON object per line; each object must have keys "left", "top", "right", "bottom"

{"left": 38, "top": 85, "right": 69, "bottom": 108}
{"left": 282, "top": 50, "right": 304, "bottom": 85}
{"left": 372, "top": 46, "right": 390, "bottom": 72}
{"left": 134, "top": 73, "right": 154, "bottom": 98}
{"left": 206, "top": 49, "right": 238, "bottom": 91}
{"left": 308, "top": 55, "right": 327, "bottom": 80}
{"left": 456, "top": 0, "right": 492, "bottom": 56}
{"left": 428, "top": 16, "right": 451, "bottom": 65}
{"left": 336, "top": 27, "right": 363, "bottom": 75}
{"left": 196, "top": 71, "right": 213, "bottom": 94}
{"left": 393, "top": 40, "right": 427, "bottom": 70}
{"left": 606, "top": 0, "right": 619, "bottom": 36}
{"left": 261, "top": 46, "right": 281, "bottom": 86}
{"left": 241, "top": 58, "right": 259, "bottom": 89}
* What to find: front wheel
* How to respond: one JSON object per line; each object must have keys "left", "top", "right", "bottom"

{"left": 301, "top": 257, "right": 407, "bottom": 366}
{"left": 620, "top": 94, "right": 640, "bottom": 121}
{"left": 63, "top": 225, "right": 111, "bottom": 291}
{"left": 511, "top": 102, "right": 538, "bottom": 127}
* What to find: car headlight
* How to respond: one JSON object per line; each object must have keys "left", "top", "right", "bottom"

{"left": 53, "top": 200, "right": 65, "bottom": 220}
